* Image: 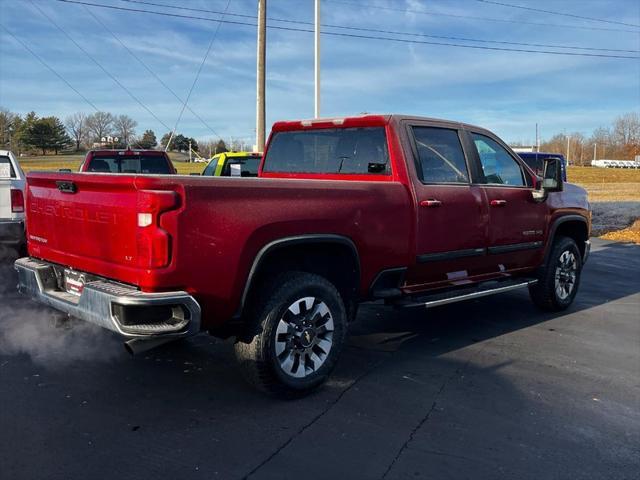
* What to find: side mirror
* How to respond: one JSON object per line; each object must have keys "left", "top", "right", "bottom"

{"left": 532, "top": 157, "right": 563, "bottom": 201}
{"left": 542, "top": 157, "right": 563, "bottom": 192}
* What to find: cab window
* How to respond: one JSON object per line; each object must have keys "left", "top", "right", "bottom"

{"left": 471, "top": 133, "right": 525, "bottom": 186}
{"left": 262, "top": 127, "right": 389, "bottom": 175}
{"left": 412, "top": 127, "right": 469, "bottom": 184}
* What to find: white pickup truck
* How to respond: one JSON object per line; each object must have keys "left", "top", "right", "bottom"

{"left": 0, "top": 150, "right": 26, "bottom": 252}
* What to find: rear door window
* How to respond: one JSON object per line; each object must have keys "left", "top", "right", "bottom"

{"left": 263, "top": 127, "right": 389, "bottom": 175}
{"left": 411, "top": 127, "right": 469, "bottom": 184}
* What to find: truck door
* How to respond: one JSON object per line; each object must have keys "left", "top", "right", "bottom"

{"left": 466, "top": 130, "right": 547, "bottom": 272}
{"left": 404, "top": 123, "right": 492, "bottom": 289}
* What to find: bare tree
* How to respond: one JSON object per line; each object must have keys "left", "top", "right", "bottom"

{"left": 65, "top": 112, "right": 87, "bottom": 151}
{"left": 85, "top": 111, "right": 114, "bottom": 144}
{"left": 611, "top": 113, "right": 640, "bottom": 159}
{"left": 113, "top": 114, "right": 138, "bottom": 147}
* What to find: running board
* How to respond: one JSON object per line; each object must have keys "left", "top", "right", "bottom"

{"left": 397, "top": 278, "right": 538, "bottom": 309}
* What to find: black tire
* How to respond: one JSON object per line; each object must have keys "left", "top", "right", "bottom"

{"left": 234, "top": 271, "right": 347, "bottom": 397}
{"left": 529, "top": 236, "right": 582, "bottom": 311}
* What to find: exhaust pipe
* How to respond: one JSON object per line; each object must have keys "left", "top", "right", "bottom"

{"left": 124, "top": 337, "right": 176, "bottom": 355}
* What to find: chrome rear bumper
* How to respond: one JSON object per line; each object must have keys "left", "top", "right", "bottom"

{"left": 15, "top": 257, "right": 201, "bottom": 340}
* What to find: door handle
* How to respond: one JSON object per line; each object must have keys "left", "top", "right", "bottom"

{"left": 420, "top": 199, "right": 442, "bottom": 207}
{"left": 490, "top": 199, "right": 507, "bottom": 207}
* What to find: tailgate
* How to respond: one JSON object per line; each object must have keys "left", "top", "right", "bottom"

{"left": 26, "top": 172, "right": 180, "bottom": 285}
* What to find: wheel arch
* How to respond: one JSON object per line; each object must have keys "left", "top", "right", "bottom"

{"left": 237, "top": 234, "right": 361, "bottom": 319}
{"left": 544, "top": 215, "right": 589, "bottom": 263}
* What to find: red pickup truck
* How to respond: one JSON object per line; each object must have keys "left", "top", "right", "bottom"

{"left": 16, "top": 115, "right": 590, "bottom": 396}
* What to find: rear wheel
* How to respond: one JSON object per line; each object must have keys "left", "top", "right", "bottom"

{"left": 529, "top": 236, "right": 582, "bottom": 311}
{"left": 234, "top": 272, "right": 347, "bottom": 397}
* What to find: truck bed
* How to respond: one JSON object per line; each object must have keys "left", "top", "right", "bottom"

{"left": 25, "top": 172, "right": 414, "bottom": 327}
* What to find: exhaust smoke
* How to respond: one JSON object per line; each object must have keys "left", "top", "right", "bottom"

{"left": 0, "top": 246, "right": 121, "bottom": 366}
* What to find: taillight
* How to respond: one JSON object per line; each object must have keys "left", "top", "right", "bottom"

{"left": 11, "top": 189, "right": 24, "bottom": 213}
{"left": 136, "top": 190, "right": 179, "bottom": 269}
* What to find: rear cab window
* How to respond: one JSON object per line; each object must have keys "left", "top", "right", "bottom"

{"left": 0, "top": 156, "right": 16, "bottom": 178}
{"left": 87, "top": 155, "right": 172, "bottom": 174}
{"left": 262, "top": 127, "right": 390, "bottom": 176}
{"left": 222, "top": 156, "right": 261, "bottom": 177}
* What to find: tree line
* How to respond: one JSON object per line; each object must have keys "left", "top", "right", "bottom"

{"left": 516, "top": 112, "right": 640, "bottom": 165}
{"left": 0, "top": 108, "right": 232, "bottom": 156}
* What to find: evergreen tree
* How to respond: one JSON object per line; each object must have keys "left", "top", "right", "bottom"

{"left": 138, "top": 129, "right": 157, "bottom": 149}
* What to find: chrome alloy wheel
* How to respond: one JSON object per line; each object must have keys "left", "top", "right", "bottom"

{"left": 274, "top": 297, "right": 334, "bottom": 379}
{"left": 555, "top": 250, "right": 577, "bottom": 300}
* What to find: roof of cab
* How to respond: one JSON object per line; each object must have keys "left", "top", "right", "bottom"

{"left": 271, "top": 114, "right": 490, "bottom": 134}
{"left": 88, "top": 149, "right": 167, "bottom": 156}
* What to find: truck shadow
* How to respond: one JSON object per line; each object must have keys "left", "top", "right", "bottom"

{"left": 1, "top": 241, "right": 638, "bottom": 479}
{"left": 349, "top": 240, "right": 640, "bottom": 355}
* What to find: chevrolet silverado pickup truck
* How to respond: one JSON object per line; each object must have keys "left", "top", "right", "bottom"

{"left": 15, "top": 115, "right": 591, "bottom": 396}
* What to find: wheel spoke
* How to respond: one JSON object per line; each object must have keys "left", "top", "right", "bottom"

{"left": 275, "top": 296, "right": 334, "bottom": 379}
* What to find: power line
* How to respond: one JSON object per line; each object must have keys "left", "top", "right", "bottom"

{"left": 166, "top": 0, "right": 231, "bottom": 150}
{"left": 326, "top": 0, "right": 640, "bottom": 34}
{"left": 119, "top": 0, "right": 639, "bottom": 54}
{"left": 81, "top": 5, "right": 222, "bottom": 139}
{"left": 52, "top": 0, "right": 640, "bottom": 60}
{"left": 0, "top": 24, "right": 101, "bottom": 112}
{"left": 473, "top": 0, "right": 640, "bottom": 29}
{"left": 29, "top": 0, "right": 172, "bottom": 131}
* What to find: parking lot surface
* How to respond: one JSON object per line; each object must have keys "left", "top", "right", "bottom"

{"left": 1, "top": 238, "right": 638, "bottom": 480}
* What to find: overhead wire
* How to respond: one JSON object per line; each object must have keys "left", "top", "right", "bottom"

{"left": 0, "top": 23, "right": 101, "bottom": 112}
{"left": 164, "top": 0, "right": 231, "bottom": 151}
{"left": 118, "top": 0, "right": 639, "bottom": 54}
{"left": 325, "top": 0, "right": 640, "bottom": 34}
{"left": 29, "top": 0, "right": 173, "bottom": 131}
{"left": 472, "top": 0, "right": 640, "bottom": 29}
{"left": 81, "top": 5, "right": 222, "bottom": 139}
{"left": 51, "top": 0, "right": 640, "bottom": 60}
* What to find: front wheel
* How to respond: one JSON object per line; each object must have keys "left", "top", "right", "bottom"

{"left": 529, "top": 236, "right": 583, "bottom": 311}
{"left": 234, "top": 272, "right": 347, "bottom": 397}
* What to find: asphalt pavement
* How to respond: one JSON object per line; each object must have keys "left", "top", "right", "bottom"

{"left": 1, "top": 238, "right": 638, "bottom": 480}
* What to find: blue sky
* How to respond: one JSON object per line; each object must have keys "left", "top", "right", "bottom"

{"left": 1, "top": 0, "right": 638, "bottom": 145}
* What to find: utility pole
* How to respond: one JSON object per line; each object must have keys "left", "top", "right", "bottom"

{"left": 314, "top": 0, "right": 321, "bottom": 118}
{"left": 593, "top": 143, "right": 597, "bottom": 161}
{"left": 566, "top": 136, "right": 571, "bottom": 164}
{"left": 256, "top": 0, "right": 267, "bottom": 151}
{"left": 189, "top": 140, "right": 192, "bottom": 163}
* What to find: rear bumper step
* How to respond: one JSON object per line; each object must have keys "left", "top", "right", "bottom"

{"left": 397, "top": 278, "right": 537, "bottom": 309}
{"left": 15, "top": 257, "right": 201, "bottom": 340}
